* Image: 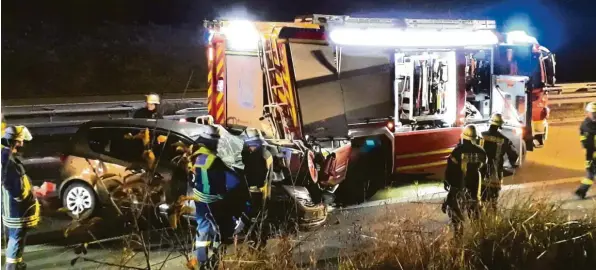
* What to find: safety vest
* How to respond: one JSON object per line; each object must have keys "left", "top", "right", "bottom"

{"left": 192, "top": 147, "right": 225, "bottom": 204}
{"left": 1, "top": 146, "right": 41, "bottom": 228}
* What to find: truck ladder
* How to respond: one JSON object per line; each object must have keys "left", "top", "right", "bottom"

{"left": 259, "top": 28, "right": 293, "bottom": 140}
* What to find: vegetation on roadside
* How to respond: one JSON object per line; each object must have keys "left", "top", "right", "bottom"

{"left": 337, "top": 197, "right": 596, "bottom": 270}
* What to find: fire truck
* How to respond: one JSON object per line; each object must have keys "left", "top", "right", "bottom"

{"left": 202, "top": 14, "right": 556, "bottom": 203}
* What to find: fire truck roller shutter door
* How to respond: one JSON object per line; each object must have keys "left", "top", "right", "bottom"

{"left": 339, "top": 47, "right": 393, "bottom": 124}
{"left": 289, "top": 42, "right": 349, "bottom": 139}
{"left": 225, "top": 55, "right": 265, "bottom": 130}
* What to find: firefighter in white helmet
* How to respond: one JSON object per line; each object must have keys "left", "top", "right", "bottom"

{"left": 575, "top": 102, "right": 596, "bottom": 199}
{"left": 2, "top": 125, "right": 40, "bottom": 270}
{"left": 133, "top": 93, "right": 164, "bottom": 119}
{"left": 442, "top": 124, "right": 487, "bottom": 238}
{"left": 479, "top": 113, "right": 519, "bottom": 212}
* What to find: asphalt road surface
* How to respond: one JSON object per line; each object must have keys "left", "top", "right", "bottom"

{"left": 2, "top": 123, "right": 593, "bottom": 269}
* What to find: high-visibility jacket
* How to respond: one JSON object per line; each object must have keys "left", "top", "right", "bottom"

{"left": 1, "top": 146, "right": 40, "bottom": 228}
{"left": 445, "top": 141, "right": 488, "bottom": 201}
{"left": 580, "top": 118, "right": 596, "bottom": 163}
{"left": 191, "top": 147, "right": 247, "bottom": 215}
{"left": 480, "top": 129, "right": 519, "bottom": 188}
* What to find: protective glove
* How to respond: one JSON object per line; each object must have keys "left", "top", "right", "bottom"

{"left": 443, "top": 180, "right": 450, "bottom": 192}
{"left": 441, "top": 200, "right": 448, "bottom": 214}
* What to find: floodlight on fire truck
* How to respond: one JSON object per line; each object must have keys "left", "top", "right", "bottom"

{"left": 221, "top": 20, "right": 260, "bottom": 51}
{"left": 505, "top": 31, "right": 538, "bottom": 45}
{"left": 328, "top": 28, "right": 499, "bottom": 47}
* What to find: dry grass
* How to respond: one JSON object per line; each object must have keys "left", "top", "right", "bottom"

{"left": 211, "top": 196, "right": 596, "bottom": 270}
{"left": 337, "top": 197, "right": 596, "bottom": 270}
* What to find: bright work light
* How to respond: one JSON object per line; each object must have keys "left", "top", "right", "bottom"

{"left": 328, "top": 28, "right": 499, "bottom": 47}
{"left": 221, "top": 20, "right": 260, "bottom": 50}
{"left": 506, "top": 30, "right": 538, "bottom": 45}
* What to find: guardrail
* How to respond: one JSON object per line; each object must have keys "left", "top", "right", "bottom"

{"left": 2, "top": 91, "right": 593, "bottom": 129}
{"left": 3, "top": 98, "right": 208, "bottom": 126}
{"left": 545, "top": 82, "right": 596, "bottom": 94}
{"left": 547, "top": 92, "right": 596, "bottom": 105}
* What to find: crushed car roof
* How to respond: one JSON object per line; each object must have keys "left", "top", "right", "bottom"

{"left": 79, "top": 118, "right": 208, "bottom": 140}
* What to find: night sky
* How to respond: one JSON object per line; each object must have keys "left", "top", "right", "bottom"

{"left": 3, "top": 0, "right": 596, "bottom": 82}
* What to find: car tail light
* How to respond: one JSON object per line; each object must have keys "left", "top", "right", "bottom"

{"left": 59, "top": 154, "right": 68, "bottom": 163}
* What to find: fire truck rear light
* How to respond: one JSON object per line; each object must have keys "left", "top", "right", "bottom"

{"left": 329, "top": 28, "right": 498, "bottom": 47}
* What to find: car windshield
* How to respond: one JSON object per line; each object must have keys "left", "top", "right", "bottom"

{"left": 187, "top": 124, "right": 244, "bottom": 167}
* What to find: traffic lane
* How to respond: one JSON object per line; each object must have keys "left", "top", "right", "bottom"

{"left": 503, "top": 122, "right": 585, "bottom": 185}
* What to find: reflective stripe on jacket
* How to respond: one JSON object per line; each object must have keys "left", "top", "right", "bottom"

{"left": 1, "top": 146, "right": 40, "bottom": 228}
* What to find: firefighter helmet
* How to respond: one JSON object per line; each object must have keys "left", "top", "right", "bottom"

{"left": 145, "top": 93, "right": 161, "bottom": 105}
{"left": 461, "top": 124, "right": 479, "bottom": 141}
{"left": 489, "top": 113, "right": 505, "bottom": 127}
{"left": 586, "top": 102, "right": 596, "bottom": 113}
{"left": 3, "top": 125, "right": 33, "bottom": 142}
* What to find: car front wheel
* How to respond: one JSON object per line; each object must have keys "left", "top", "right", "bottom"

{"left": 63, "top": 183, "right": 96, "bottom": 220}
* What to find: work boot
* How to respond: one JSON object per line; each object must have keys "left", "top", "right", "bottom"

{"left": 575, "top": 188, "right": 587, "bottom": 200}
{"left": 17, "top": 262, "right": 27, "bottom": 270}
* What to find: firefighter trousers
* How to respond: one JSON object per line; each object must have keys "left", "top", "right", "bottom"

{"left": 445, "top": 188, "right": 480, "bottom": 237}
{"left": 576, "top": 160, "right": 596, "bottom": 197}
{"left": 481, "top": 185, "right": 501, "bottom": 212}
{"left": 5, "top": 227, "right": 28, "bottom": 270}
{"left": 195, "top": 202, "right": 234, "bottom": 269}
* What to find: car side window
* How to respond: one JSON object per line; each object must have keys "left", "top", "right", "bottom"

{"left": 151, "top": 131, "right": 191, "bottom": 166}
{"left": 87, "top": 127, "right": 145, "bottom": 163}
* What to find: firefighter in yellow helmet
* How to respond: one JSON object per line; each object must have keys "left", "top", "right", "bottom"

{"left": 575, "top": 102, "right": 596, "bottom": 199}
{"left": 442, "top": 124, "right": 487, "bottom": 238}
{"left": 133, "top": 93, "right": 164, "bottom": 119}
{"left": 2, "top": 125, "right": 40, "bottom": 270}
{"left": 479, "top": 113, "right": 519, "bottom": 212}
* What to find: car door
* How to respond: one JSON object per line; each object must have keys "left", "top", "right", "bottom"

{"left": 86, "top": 127, "right": 147, "bottom": 196}
{"left": 150, "top": 130, "right": 194, "bottom": 205}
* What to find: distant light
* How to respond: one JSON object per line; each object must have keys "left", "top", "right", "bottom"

{"left": 329, "top": 28, "right": 498, "bottom": 47}
{"left": 506, "top": 31, "right": 538, "bottom": 45}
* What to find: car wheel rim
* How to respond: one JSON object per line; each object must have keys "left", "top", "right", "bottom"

{"left": 66, "top": 187, "right": 93, "bottom": 216}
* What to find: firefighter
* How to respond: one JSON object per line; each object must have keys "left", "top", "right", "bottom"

{"left": 442, "top": 124, "right": 487, "bottom": 238}
{"left": 133, "top": 93, "right": 163, "bottom": 119}
{"left": 2, "top": 125, "right": 40, "bottom": 270}
{"left": 241, "top": 129, "right": 275, "bottom": 249}
{"left": 191, "top": 125, "right": 246, "bottom": 269}
{"left": 574, "top": 102, "right": 596, "bottom": 199}
{"left": 480, "top": 113, "right": 519, "bottom": 211}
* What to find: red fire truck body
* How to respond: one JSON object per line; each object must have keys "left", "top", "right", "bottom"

{"left": 202, "top": 15, "right": 556, "bottom": 201}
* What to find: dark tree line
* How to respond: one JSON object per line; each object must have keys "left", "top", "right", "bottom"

{"left": 2, "top": 22, "right": 207, "bottom": 99}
